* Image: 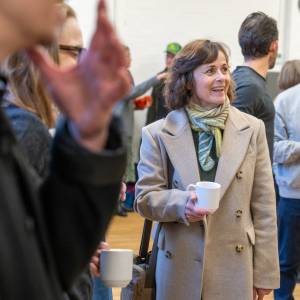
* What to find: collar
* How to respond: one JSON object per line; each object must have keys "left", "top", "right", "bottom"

{"left": 162, "top": 106, "right": 250, "bottom": 137}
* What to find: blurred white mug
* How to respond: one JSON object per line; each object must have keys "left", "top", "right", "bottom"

{"left": 100, "top": 249, "right": 133, "bottom": 287}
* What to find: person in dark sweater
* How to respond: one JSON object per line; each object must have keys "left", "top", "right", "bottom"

{"left": 0, "top": 0, "right": 130, "bottom": 299}
{"left": 232, "top": 12, "right": 279, "bottom": 162}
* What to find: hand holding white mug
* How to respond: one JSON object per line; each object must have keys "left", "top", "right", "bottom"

{"left": 185, "top": 191, "right": 210, "bottom": 222}
{"left": 187, "top": 181, "right": 221, "bottom": 213}
{"left": 90, "top": 241, "right": 110, "bottom": 277}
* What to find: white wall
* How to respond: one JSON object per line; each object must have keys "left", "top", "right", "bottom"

{"left": 69, "top": 0, "right": 282, "bottom": 78}
{"left": 68, "top": 0, "right": 300, "bottom": 162}
{"left": 284, "top": 0, "right": 300, "bottom": 60}
{"left": 67, "top": 0, "right": 115, "bottom": 46}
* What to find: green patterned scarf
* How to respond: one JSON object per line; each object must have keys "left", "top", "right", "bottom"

{"left": 186, "top": 98, "right": 230, "bottom": 171}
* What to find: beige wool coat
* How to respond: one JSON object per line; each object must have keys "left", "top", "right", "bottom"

{"left": 135, "top": 106, "right": 279, "bottom": 300}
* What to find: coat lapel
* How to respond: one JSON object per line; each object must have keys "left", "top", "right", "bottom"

{"left": 159, "top": 107, "right": 253, "bottom": 199}
{"left": 215, "top": 107, "right": 253, "bottom": 199}
{"left": 160, "top": 109, "right": 200, "bottom": 189}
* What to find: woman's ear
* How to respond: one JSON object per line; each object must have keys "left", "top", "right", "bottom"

{"left": 269, "top": 40, "right": 278, "bottom": 54}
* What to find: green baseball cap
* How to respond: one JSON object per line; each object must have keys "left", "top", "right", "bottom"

{"left": 166, "top": 42, "right": 182, "bottom": 55}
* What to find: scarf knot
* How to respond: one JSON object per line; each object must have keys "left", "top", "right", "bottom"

{"left": 186, "top": 98, "right": 230, "bottom": 171}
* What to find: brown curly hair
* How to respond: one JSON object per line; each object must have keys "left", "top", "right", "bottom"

{"left": 165, "top": 39, "right": 235, "bottom": 110}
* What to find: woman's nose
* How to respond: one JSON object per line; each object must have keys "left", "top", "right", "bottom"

{"left": 215, "top": 69, "right": 226, "bottom": 81}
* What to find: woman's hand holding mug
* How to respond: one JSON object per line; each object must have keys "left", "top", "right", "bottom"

{"left": 185, "top": 191, "right": 210, "bottom": 222}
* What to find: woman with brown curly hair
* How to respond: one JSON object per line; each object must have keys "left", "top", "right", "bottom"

{"left": 135, "top": 39, "right": 279, "bottom": 300}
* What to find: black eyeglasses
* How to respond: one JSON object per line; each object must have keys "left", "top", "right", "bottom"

{"left": 59, "top": 45, "right": 86, "bottom": 61}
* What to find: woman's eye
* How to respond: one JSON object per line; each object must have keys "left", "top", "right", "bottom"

{"left": 221, "top": 66, "right": 229, "bottom": 74}
{"left": 205, "top": 68, "right": 215, "bottom": 76}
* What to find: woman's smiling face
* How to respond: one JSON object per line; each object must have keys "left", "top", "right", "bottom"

{"left": 191, "top": 51, "right": 230, "bottom": 110}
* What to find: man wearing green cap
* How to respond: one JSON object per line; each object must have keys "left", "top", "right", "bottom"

{"left": 146, "top": 42, "right": 182, "bottom": 124}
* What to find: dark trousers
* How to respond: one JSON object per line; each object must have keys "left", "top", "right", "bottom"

{"left": 274, "top": 196, "right": 300, "bottom": 300}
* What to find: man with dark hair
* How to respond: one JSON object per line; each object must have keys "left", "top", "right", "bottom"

{"left": 232, "top": 11, "right": 279, "bottom": 300}
{"left": 232, "top": 12, "right": 279, "bottom": 161}
{"left": 0, "top": 0, "right": 129, "bottom": 299}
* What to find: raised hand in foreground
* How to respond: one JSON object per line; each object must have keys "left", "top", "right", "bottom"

{"left": 28, "top": 0, "right": 130, "bottom": 152}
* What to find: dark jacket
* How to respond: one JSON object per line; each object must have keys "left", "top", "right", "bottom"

{"left": 0, "top": 75, "right": 126, "bottom": 300}
{"left": 3, "top": 102, "right": 51, "bottom": 177}
{"left": 3, "top": 102, "right": 94, "bottom": 300}
{"left": 146, "top": 70, "right": 169, "bottom": 125}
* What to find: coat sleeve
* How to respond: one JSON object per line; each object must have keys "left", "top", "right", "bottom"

{"left": 251, "top": 120, "right": 280, "bottom": 289}
{"left": 274, "top": 101, "right": 300, "bottom": 164}
{"left": 40, "top": 118, "right": 126, "bottom": 290}
{"left": 134, "top": 126, "right": 190, "bottom": 225}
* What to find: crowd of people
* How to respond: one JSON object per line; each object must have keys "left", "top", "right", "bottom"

{"left": 0, "top": 0, "right": 300, "bottom": 300}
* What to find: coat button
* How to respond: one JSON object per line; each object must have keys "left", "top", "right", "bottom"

{"left": 235, "top": 210, "right": 243, "bottom": 218}
{"left": 236, "top": 171, "right": 243, "bottom": 180}
{"left": 165, "top": 250, "right": 172, "bottom": 259}
{"left": 235, "top": 244, "right": 244, "bottom": 253}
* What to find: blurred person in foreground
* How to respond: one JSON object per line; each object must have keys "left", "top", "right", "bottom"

{"left": 58, "top": 5, "right": 127, "bottom": 299}
{"left": 0, "top": 0, "right": 130, "bottom": 299}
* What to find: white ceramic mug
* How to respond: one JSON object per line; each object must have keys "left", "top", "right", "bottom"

{"left": 187, "top": 181, "right": 221, "bottom": 213}
{"left": 100, "top": 249, "right": 133, "bottom": 287}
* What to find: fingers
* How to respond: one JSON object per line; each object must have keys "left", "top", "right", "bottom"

{"left": 260, "top": 289, "right": 272, "bottom": 296}
{"left": 90, "top": 262, "right": 100, "bottom": 277}
{"left": 97, "top": 0, "right": 112, "bottom": 36}
{"left": 254, "top": 288, "right": 272, "bottom": 300}
{"left": 185, "top": 195, "right": 209, "bottom": 222}
{"left": 90, "top": 241, "right": 110, "bottom": 277}
{"left": 119, "top": 182, "right": 127, "bottom": 201}
{"left": 27, "top": 46, "right": 68, "bottom": 107}
{"left": 90, "top": 0, "right": 125, "bottom": 71}
{"left": 101, "top": 68, "right": 131, "bottom": 103}
{"left": 185, "top": 209, "right": 207, "bottom": 221}
{"left": 100, "top": 241, "right": 110, "bottom": 250}
{"left": 98, "top": 0, "right": 107, "bottom": 14}
{"left": 27, "top": 47, "right": 61, "bottom": 82}
{"left": 90, "top": 255, "right": 100, "bottom": 277}
{"left": 253, "top": 288, "right": 257, "bottom": 300}
{"left": 186, "top": 214, "right": 204, "bottom": 222}
{"left": 189, "top": 191, "right": 197, "bottom": 203}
